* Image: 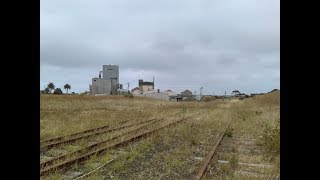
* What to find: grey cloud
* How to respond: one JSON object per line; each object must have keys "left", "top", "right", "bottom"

{"left": 41, "top": 0, "right": 279, "bottom": 95}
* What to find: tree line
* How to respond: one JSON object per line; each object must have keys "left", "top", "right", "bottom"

{"left": 40, "top": 82, "right": 72, "bottom": 94}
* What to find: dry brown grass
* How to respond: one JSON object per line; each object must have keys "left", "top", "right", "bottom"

{"left": 40, "top": 91, "right": 280, "bottom": 179}
{"left": 40, "top": 95, "right": 181, "bottom": 140}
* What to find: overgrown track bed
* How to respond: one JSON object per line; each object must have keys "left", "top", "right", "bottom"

{"left": 40, "top": 118, "right": 157, "bottom": 150}
{"left": 40, "top": 119, "right": 162, "bottom": 170}
{"left": 40, "top": 113, "right": 199, "bottom": 177}
{"left": 201, "top": 135, "right": 279, "bottom": 179}
{"left": 194, "top": 121, "right": 231, "bottom": 180}
{"left": 40, "top": 120, "right": 128, "bottom": 145}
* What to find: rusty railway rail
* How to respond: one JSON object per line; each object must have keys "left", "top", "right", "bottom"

{"left": 40, "top": 118, "right": 157, "bottom": 150}
{"left": 40, "top": 113, "right": 199, "bottom": 177}
{"left": 40, "top": 119, "right": 162, "bottom": 170}
{"left": 40, "top": 120, "right": 129, "bottom": 145}
{"left": 194, "top": 121, "right": 232, "bottom": 180}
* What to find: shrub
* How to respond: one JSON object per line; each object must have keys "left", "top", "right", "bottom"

{"left": 269, "top": 89, "right": 279, "bottom": 93}
{"left": 229, "top": 154, "right": 239, "bottom": 169}
{"left": 260, "top": 119, "right": 280, "bottom": 158}
{"left": 225, "top": 128, "right": 233, "bottom": 137}
{"left": 53, "top": 88, "right": 63, "bottom": 94}
{"left": 219, "top": 164, "right": 231, "bottom": 176}
{"left": 203, "top": 96, "right": 215, "bottom": 102}
{"left": 250, "top": 93, "right": 257, "bottom": 97}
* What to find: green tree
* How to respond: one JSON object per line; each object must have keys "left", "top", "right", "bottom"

{"left": 64, "top": 84, "right": 71, "bottom": 94}
{"left": 231, "top": 90, "right": 240, "bottom": 96}
{"left": 47, "top": 82, "right": 55, "bottom": 93}
{"left": 53, "top": 88, "right": 63, "bottom": 94}
{"left": 44, "top": 87, "right": 50, "bottom": 94}
{"left": 269, "top": 89, "right": 279, "bottom": 93}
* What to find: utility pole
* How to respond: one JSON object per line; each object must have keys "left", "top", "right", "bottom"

{"left": 200, "top": 87, "right": 204, "bottom": 101}
{"left": 153, "top": 76, "right": 155, "bottom": 90}
{"left": 127, "top": 83, "right": 130, "bottom": 93}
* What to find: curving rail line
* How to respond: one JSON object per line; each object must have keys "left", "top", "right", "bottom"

{"left": 40, "top": 113, "right": 199, "bottom": 177}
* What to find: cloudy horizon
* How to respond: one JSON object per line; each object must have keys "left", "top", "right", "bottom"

{"left": 40, "top": 0, "right": 279, "bottom": 95}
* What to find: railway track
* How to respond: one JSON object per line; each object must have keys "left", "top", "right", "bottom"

{"left": 40, "top": 118, "right": 157, "bottom": 150}
{"left": 40, "top": 113, "right": 199, "bottom": 177}
{"left": 40, "top": 120, "right": 128, "bottom": 145}
{"left": 40, "top": 118, "right": 161, "bottom": 169}
{"left": 194, "top": 121, "right": 279, "bottom": 179}
{"left": 194, "top": 121, "right": 231, "bottom": 180}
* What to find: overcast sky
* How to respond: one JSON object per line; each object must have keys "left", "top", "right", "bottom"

{"left": 40, "top": 0, "right": 279, "bottom": 95}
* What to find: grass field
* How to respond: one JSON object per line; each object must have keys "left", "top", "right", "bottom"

{"left": 40, "top": 91, "right": 280, "bottom": 179}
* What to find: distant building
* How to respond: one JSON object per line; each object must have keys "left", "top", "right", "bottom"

{"left": 89, "top": 65, "right": 121, "bottom": 95}
{"left": 181, "top": 90, "right": 192, "bottom": 96}
{"left": 163, "top": 89, "right": 177, "bottom": 96}
{"left": 131, "top": 87, "right": 141, "bottom": 94}
{"left": 138, "top": 79, "right": 154, "bottom": 93}
{"left": 181, "top": 90, "right": 193, "bottom": 100}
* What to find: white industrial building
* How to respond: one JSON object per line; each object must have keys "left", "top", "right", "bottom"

{"left": 138, "top": 79, "right": 154, "bottom": 93}
{"left": 89, "top": 65, "right": 122, "bottom": 95}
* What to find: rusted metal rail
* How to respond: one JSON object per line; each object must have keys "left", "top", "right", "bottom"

{"left": 40, "top": 119, "right": 162, "bottom": 170}
{"left": 40, "top": 113, "right": 199, "bottom": 177}
{"left": 40, "top": 120, "right": 128, "bottom": 145}
{"left": 194, "top": 121, "right": 232, "bottom": 180}
{"left": 73, "top": 157, "right": 119, "bottom": 180}
{"left": 40, "top": 118, "right": 157, "bottom": 150}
